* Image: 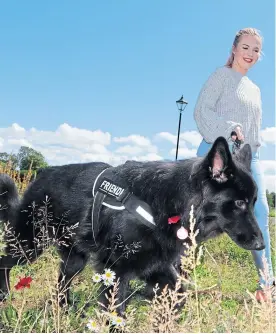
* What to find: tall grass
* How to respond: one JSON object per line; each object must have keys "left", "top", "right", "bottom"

{"left": 0, "top": 161, "right": 33, "bottom": 196}
{"left": 0, "top": 166, "right": 275, "bottom": 333}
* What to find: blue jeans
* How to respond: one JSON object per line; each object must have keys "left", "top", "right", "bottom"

{"left": 197, "top": 139, "right": 274, "bottom": 287}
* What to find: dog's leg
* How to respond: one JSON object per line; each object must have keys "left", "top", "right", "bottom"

{"left": 143, "top": 265, "right": 185, "bottom": 304}
{"left": 98, "top": 271, "right": 132, "bottom": 317}
{"left": 0, "top": 233, "right": 38, "bottom": 302}
{"left": 0, "top": 254, "right": 21, "bottom": 301}
{"left": 58, "top": 245, "right": 89, "bottom": 307}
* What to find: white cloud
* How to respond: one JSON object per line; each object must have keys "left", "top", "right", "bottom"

{"left": 155, "top": 130, "right": 202, "bottom": 148}
{"left": 7, "top": 138, "right": 33, "bottom": 147}
{"left": 170, "top": 147, "right": 197, "bottom": 159}
{"left": 0, "top": 123, "right": 162, "bottom": 167}
{"left": 260, "top": 160, "right": 276, "bottom": 192}
{"left": 155, "top": 132, "right": 177, "bottom": 145}
{"left": 179, "top": 131, "right": 202, "bottom": 147}
{"left": 113, "top": 134, "right": 152, "bottom": 147}
{"left": 0, "top": 123, "right": 26, "bottom": 140}
{"left": 113, "top": 134, "right": 158, "bottom": 155}
{"left": 155, "top": 131, "right": 199, "bottom": 158}
{"left": 0, "top": 123, "right": 111, "bottom": 153}
{"left": 0, "top": 123, "right": 275, "bottom": 192}
{"left": 115, "top": 145, "right": 144, "bottom": 155}
{"left": 57, "top": 123, "right": 111, "bottom": 146}
{"left": 131, "top": 153, "right": 163, "bottom": 161}
{"left": 264, "top": 175, "right": 276, "bottom": 193}
{"left": 261, "top": 160, "right": 276, "bottom": 175}
{"left": 261, "top": 127, "right": 276, "bottom": 144}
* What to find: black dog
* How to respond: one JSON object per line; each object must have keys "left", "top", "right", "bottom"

{"left": 0, "top": 137, "right": 264, "bottom": 315}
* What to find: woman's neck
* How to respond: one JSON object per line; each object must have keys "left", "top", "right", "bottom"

{"left": 231, "top": 62, "right": 248, "bottom": 76}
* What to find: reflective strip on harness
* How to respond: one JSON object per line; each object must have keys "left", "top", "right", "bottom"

{"left": 136, "top": 205, "right": 155, "bottom": 224}
{"left": 91, "top": 168, "right": 156, "bottom": 245}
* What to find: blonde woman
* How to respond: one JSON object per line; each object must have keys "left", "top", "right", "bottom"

{"left": 194, "top": 28, "right": 274, "bottom": 302}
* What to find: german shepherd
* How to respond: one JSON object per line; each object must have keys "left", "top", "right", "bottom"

{"left": 0, "top": 137, "right": 264, "bottom": 315}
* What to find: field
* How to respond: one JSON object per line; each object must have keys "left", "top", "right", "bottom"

{"left": 0, "top": 165, "right": 275, "bottom": 333}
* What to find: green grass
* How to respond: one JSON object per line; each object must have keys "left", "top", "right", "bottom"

{"left": 0, "top": 220, "right": 275, "bottom": 332}
{"left": 269, "top": 208, "right": 275, "bottom": 217}
{"left": 1, "top": 165, "right": 275, "bottom": 332}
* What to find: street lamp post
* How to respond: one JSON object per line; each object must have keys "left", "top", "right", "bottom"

{"left": 175, "top": 95, "right": 188, "bottom": 160}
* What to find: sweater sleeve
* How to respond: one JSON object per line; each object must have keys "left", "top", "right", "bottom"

{"left": 256, "top": 86, "right": 262, "bottom": 146}
{"left": 257, "top": 86, "right": 262, "bottom": 127}
{"left": 194, "top": 67, "right": 242, "bottom": 143}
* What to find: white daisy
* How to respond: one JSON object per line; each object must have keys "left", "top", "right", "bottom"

{"left": 86, "top": 319, "right": 99, "bottom": 332}
{"left": 103, "top": 280, "right": 111, "bottom": 286}
{"left": 101, "top": 269, "right": 116, "bottom": 285}
{"left": 92, "top": 273, "right": 102, "bottom": 283}
{"left": 110, "top": 311, "right": 117, "bottom": 319}
{"left": 112, "top": 316, "right": 125, "bottom": 327}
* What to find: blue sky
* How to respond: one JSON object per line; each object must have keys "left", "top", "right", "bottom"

{"left": 0, "top": 1, "right": 275, "bottom": 189}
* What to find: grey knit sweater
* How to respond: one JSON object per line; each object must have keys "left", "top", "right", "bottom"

{"left": 194, "top": 66, "right": 262, "bottom": 152}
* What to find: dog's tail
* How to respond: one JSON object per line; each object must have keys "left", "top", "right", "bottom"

{"left": 0, "top": 173, "right": 20, "bottom": 225}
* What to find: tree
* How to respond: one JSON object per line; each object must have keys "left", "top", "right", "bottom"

{"left": 17, "top": 146, "right": 48, "bottom": 171}
{"left": 0, "top": 152, "right": 19, "bottom": 169}
{"left": 270, "top": 192, "right": 275, "bottom": 208}
{"left": 266, "top": 190, "right": 275, "bottom": 208}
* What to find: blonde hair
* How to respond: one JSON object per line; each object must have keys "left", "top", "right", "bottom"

{"left": 226, "top": 28, "right": 263, "bottom": 67}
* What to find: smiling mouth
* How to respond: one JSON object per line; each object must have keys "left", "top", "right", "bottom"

{"left": 243, "top": 58, "right": 253, "bottom": 63}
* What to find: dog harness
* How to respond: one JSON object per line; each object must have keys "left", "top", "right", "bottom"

{"left": 91, "top": 167, "right": 156, "bottom": 245}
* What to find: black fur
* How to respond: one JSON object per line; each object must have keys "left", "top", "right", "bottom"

{"left": 0, "top": 174, "right": 20, "bottom": 224}
{"left": 0, "top": 137, "right": 264, "bottom": 314}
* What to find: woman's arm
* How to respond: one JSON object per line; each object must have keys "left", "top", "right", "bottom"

{"left": 194, "top": 67, "right": 242, "bottom": 143}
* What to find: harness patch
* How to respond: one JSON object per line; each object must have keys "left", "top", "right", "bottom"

{"left": 91, "top": 167, "right": 156, "bottom": 246}
{"left": 98, "top": 178, "right": 125, "bottom": 199}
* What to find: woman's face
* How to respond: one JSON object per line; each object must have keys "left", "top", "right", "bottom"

{"left": 232, "top": 35, "right": 262, "bottom": 72}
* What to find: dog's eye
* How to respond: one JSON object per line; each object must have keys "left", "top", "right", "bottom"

{"left": 235, "top": 200, "right": 246, "bottom": 209}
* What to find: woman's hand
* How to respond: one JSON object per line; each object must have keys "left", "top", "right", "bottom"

{"left": 235, "top": 126, "right": 244, "bottom": 141}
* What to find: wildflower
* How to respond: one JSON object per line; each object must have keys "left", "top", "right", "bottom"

{"left": 112, "top": 316, "right": 125, "bottom": 327}
{"left": 110, "top": 311, "right": 117, "bottom": 318}
{"left": 86, "top": 319, "right": 99, "bottom": 332}
{"left": 14, "top": 276, "right": 32, "bottom": 290}
{"left": 103, "top": 279, "right": 112, "bottom": 287}
{"left": 101, "top": 269, "right": 116, "bottom": 286}
{"left": 92, "top": 273, "right": 102, "bottom": 283}
{"left": 109, "top": 311, "right": 117, "bottom": 322}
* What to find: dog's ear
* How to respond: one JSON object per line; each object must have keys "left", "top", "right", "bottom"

{"left": 205, "top": 136, "right": 234, "bottom": 183}
{"left": 233, "top": 144, "right": 252, "bottom": 171}
{"left": 190, "top": 137, "right": 234, "bottom": 186}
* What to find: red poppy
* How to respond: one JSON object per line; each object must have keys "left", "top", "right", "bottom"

{"left": 14, "top": 276, "right": 32, "bottom": 290}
